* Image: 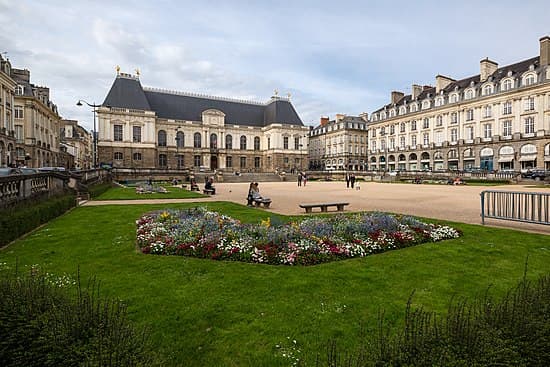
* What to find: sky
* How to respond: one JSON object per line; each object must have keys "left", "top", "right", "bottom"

{"left": 1, "top": 0, "right": 549, "bottom": 131}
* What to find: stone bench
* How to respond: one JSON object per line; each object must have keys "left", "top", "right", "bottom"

{"left": 299, "top": 202, "right": 349, "bottom": 213}
{"left": 203, "top": 188, "right": 215, "bottom": 195}
{"left": 253, "top": 198, "right": 272, "bottom": 208}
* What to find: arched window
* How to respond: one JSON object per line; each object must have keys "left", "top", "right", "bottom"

{"left": 133, "top": 152, "right": 142, "bottom": 161}
{"left": 240, "top": 135, "right": 247, "bottom": 150}
{"left": 176, "top": 131, "right": 184, "bottom": 148}
{"left": 450, "top": 93, "right": 458, "bottom": 103}
{"left": 225, "top": 134, "right": 232, "bottom": 149}
{"left": 502, "top": 79, "right": 513, "bottom": 91}
{"left": 254, "top": 136, "right": 260, "bottom": 150}
{"left": 114, "top": 152, "right": 123, "bottom": 160}
{"left": 421, "top": 152, "right": 430, "bottom": 160}
{"left": 409, "top": 153, "right": 417, "bottom": 161}
{"left": 483, "top": 84, "right": 493, "bottom": 95}
{"left": 158, "top": 130, "right": 167, "bottom": 146}
{"left": 194, "top": 132, "right": 202, "bottom": 148}
{"left": 465, "top": 89, "right": 474, "bottom": 99}
{"left": 523, "top": 74, "right": 536, "bottom": 86}
{"left": 210, "top": 133, "right": 217, "bottom": 148}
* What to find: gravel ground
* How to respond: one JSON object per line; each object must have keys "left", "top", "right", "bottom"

{"left": 84, "top": 181, "right": 549, "bottom": 235}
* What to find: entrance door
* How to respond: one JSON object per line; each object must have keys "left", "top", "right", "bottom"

{"left": 210, "top": 155, "right": 218, "bottom": 170}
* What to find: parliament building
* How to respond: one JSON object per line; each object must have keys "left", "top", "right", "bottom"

{"left": 97, "top": 73, "right": 309, "bottom": 173}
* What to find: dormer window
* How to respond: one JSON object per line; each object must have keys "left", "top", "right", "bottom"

{"left": 507, "top": 70, "right": 513, "bottom": 77}
{"left": 399, "top": 106, "right": 407, "bottom": 115}
{"left": 422, "top": 100, "right": 430, "bottom": 109}
{"left": 483, "top": 84, "right": 493, "bottom": 96}
{"left": 435, "top": 97, "right": 443, "bottom": 107}
{"left": 502, "top": 79, "right": 513, "bottom": 91}
{"left": 450, "top": 93, "right": 458, "bottom": 103}
{"left": 523, "top": 74, "right": 536, "bottom": 86}
{"left": 15, "top": 85, "right": 24, "bottom": 95}
{"left": 465, "top": 89, "right": 474, "bottom": 100}
{"left": 411, "top": 104, "right": 418, "bottom": 112}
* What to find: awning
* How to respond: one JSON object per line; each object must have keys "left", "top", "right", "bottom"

{"left": 498, "top": 155, "right": 514, "bottom": 163}
{"left": 519, "top": 154, "right": 537, "bottom": 162}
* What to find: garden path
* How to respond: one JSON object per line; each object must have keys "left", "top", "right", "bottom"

{"left": 83, "top": 182, "right": 550, "bottom": 235}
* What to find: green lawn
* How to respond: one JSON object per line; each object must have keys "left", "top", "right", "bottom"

{"left": 94, "top": 186, "right": 205, "bottom": 200}
{"left": 1, "top": 202, "right": 549, "bottom": 366}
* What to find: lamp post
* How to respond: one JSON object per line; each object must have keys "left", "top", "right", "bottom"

{"left": 76, "top": 100, "right": 100, "bottom": 168}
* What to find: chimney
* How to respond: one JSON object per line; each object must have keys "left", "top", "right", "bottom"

{"left": 335, "top": 113, "right": 345, "bottom": 123}
{"left": 411, "top": 84, "right": 422, "bottom": 100}
{"left": 320, "top": 116, "right": 329, "bottom": 126}
{"left": 359, "top": 112, "right": 369, "bottom": 121}
{"left": 480, "top": 58, "right": 498, "bottom": 81}
{"left": 391, "top": 91, "right": 404, "bottom": 104}
{"left": 540, "top": 36, "right": 550, "bottom": 66}
{"left": 435, "top": 75, "right": 455, "bottom": 93}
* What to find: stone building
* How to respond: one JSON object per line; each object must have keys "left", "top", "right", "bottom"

{"left": 0, "top": 54, "right": 16, "bottom": 167}
{"left": 97, "top": 72, "right": 309, "bottom": 172}
{"left": 368, "top": 36, "right": 550, "bottom": 172}
{"left": 60, "top": 119, "right": 93, "bottom": 169}
{"left": 308, "top": 114, "right": 369, "bottom": 170}
{"left": 12, "top": 67, "right": 61, "bottom": 168}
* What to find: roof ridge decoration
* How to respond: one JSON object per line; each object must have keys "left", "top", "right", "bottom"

{"left": 143, "top": 86, "right": 291, "bottom": 106}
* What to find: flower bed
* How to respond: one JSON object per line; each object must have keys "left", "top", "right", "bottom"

{"left": 136, "top": 207, "right": 461, "bottom": 265}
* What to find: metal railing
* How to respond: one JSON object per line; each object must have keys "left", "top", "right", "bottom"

{"left": 480, "top": 190, "right": 550, "bottom": 225}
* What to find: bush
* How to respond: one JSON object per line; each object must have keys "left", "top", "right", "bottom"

{"left": 88, "top": 182, "right": 114, "bottom": 198}
{"left": 0, "top": 193, "right": 76, "bottom": 247}
{"left": 316, "top": 272, "right": 550, "bottom": 366}
{"left": 0, "top": 268, "right": 157, "bottom": 367}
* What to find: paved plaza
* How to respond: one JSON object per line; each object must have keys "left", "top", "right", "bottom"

{"left": 85, "top": 181, "right": 550, "bottom": 235}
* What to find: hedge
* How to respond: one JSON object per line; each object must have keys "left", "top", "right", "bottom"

{"left": 0, "top": 269, "right": 157, "bottom": 367}
{"left": 0, "top": 193, "right": 76, "bottom": 247}
{"left": 88, "top": 182, "right": 113, "bottom": 198}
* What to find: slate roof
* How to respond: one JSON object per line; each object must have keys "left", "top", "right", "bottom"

{"left": 372, "top": 56, "right": 540, "bottom": 114}
{"left": 102, "top": 75, "right": 304, "bottom": 127}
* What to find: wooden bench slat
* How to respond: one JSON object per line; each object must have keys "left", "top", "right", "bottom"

{"left": 299, "top": 202, "right": 349, "bottom": 213}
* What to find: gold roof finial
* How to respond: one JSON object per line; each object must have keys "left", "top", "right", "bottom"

{"left": 287, "top": 92, "right": 291, "bottom": 100}
{"left": 274, "top": 89, "right": 279, "bottom": 96}
{"left": 116, "top": 65, "right": 120, "bottom": 75}
{"left": 135, "top": 68, "right": 140, "bottom": 77}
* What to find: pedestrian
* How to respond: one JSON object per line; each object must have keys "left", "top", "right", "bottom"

{"left": 345, "top": 173, "right": 350, "bottom": 188}
{"left": 350, "top": 173, "right": 356, "bottom": 189}
{"left": 297, "top": 171, "right": 302, "bottom": 186}
{"left": 303, "top": 172, "right": 307, "bottom": 186}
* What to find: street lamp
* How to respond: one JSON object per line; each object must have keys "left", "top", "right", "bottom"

{"left": 76, "top": 100, "right": 100, "bottom": 168}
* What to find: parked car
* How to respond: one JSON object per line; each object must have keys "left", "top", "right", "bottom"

{"left": 521, "top": 169, "right": 547, "bottom": 180}
{"left": 0, "top": 167, "right": 22, "bottom": 176}
{"left": 20, "top": 167, "right": 39, "bottom": 175}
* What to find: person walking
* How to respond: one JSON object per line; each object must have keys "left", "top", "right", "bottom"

{"left": 350, "top": 173, "right": 356, "bottom": 189}
{"left": 302, "top": 172, "right": 307, "bottom": 186}
{"left": 346, "top": 173, "right": 350, "bottom": 188}
{"left": 297, "top": 171, "right": 302, "bottom": 186}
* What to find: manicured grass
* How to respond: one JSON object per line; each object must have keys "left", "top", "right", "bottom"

{"left": 94, "top": 186, "right": 205, "bottom": 200}
{"left": 1, "top": 203, "right": 549, "bottom": 366}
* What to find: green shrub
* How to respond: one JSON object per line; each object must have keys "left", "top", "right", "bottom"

{"left": 0, "top": 268, "right": 157, "bottom": 367}
{"left": 316, "top": 272, "right": 550, "bottom": 366}
{"left": 0, "top": 193, "right": 76, "bottom": 247}
{"left": 88, "top": 182, "right": 114, "bottom": 198}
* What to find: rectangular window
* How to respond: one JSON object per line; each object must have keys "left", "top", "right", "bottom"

{"left": 193, "top": 155, "right": 201, "bottom": 167}
{"left": 484, "top": 123, "right": 492, "bottom": 138}
{"left": 226, "top": 156, "right": 232, "bottom": 168}
{"left": 254, "top": 156, "right": 260, "bottom": 168}
{"left": 466, "top": 109, "right": 474, "bottom": 121}
{"left": 466, "top": 126, "right": 474, "bottom": 140}
{"left": 503, "top": 101, "right": 512, "bottom": 115}
{"left": 15, "top": 125, "right": 23, "bottom": 143}
{"left": 436, "top": 115, "right": 443, "bottom": 127}
{"left": 240, "top": 156, "right": 246, "bottom": 168}
{"left": 450, "top": 128, "right": 458, "bottom": 142}
{"left": 422, "top": 118, "right": 429, "bottom": 129}
{"left": 411, "top": 120, "right": 417, "bottom": 131}
{"left": 423, "top": 133, "right": 429, "bottom": 145}
{"left": 524, "top": 97, "right": 535, "bottom": 111}
{"left": 435, "top": 131, "right": 442, "bottom": 144}
{"left": 411, "top": 135, "right": 417, "bottom": 147}
{"left": 294, "top": 137, "right": 300, "bottom": 150}
{"left": 390, "top": 125, "right": 395, "bottom": 135}
{"left": 14, "top": 106, "right": 24, "bottom": 119}
{"left": 483, "top": 105, "right": 492, "bottom": 118}
{"left": 502, "top": 120, "right": 512, "bottom": 137}
{"left": 525, "top": 117, "right": 535, "bottom": 134}
{"left": 132, "top": 126, "right": 141, "bottom": 142}
{"left": 451, "top": 112, "right": 458, "bottom": 124}
{"left": 113, "top": 125, "right": 123, "bottom": 141}
{"left": 283, "top": 136, "right": 289, "bottom": 149}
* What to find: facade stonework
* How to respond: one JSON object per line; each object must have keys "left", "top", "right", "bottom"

{"left": 0, "top": 54, "right": 16, "bottom": 167}
{"left": 308, "top": 114, "right": 369, "bottom": 170}
{"left": 367, "top": 36, "right": 550, "bottom": 172}
{"left": 60, "top": 119, "right": 93, "bottom": 169}
{"left": 98, "top": 73, "right": 309, "bottom": 172}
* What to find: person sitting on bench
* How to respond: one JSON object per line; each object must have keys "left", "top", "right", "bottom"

{"left": 190, "top": 178, "right": 199, "bottom": 191}
{"left": 205, "top": 177, "right": 216, "bottom": 194}
{"left": 247, "top": 182, "right": 256, "bottom": 206}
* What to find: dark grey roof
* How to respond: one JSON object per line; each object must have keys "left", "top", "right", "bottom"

{"left": 102, "top": 75, "right": 303, "bottom": 127}
{"left": 373, "top": 55, "right": 540, "bottom": 114}
{"left": 102, "top": 76, "right": 151, "bottom": 111}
